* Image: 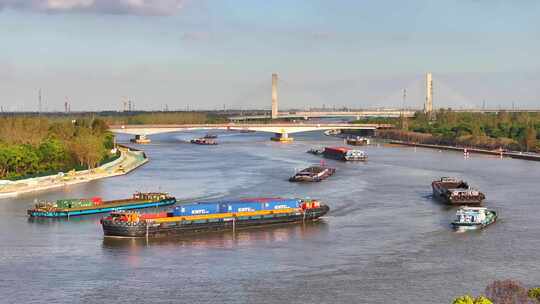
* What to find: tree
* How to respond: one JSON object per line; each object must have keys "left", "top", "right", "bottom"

{"left": 528, "top": 288, "right": 540, "bottom": 302}
{"left": 485, "top": 280, "right": 534, "bottom": 304}
{"left": 454, "top": 295, "right": 475, "bottom": 304}
{"left": 521, "top": 124, "right": 537, "bottom": 152}
{"left": 453, "top": 295, "right": 493, "bottom": 304}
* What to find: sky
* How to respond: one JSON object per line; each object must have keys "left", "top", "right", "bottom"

{"left": 0, "top": 0, "right": 539, "bottom": 112}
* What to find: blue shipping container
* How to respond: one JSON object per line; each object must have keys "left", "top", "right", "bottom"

{"left": 173, "top": 203, "right": 222, "bottom": 216}
{"left": 227, "top": 201, "right": 263, "bottom": 213}
{"left": 263, "top": 199, "right": 300, "bottom": 210}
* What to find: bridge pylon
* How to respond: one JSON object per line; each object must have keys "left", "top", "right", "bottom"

{"left": 271, "top": 73, "right": 278, "bottom": 119}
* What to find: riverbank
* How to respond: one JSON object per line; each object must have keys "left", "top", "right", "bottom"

{"left": 389, "top": 140, "right": 540, "bottom": 161}
{"left": 0, "top": 145, "right": 148, "bottom": 199}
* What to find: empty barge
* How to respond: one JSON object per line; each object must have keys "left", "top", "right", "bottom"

{"left": 432, "top": 177, "right": 485, "bottom": 205}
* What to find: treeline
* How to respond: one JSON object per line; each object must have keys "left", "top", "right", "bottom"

{"left": 0, "top": 116, "right": 115, "bottom": 180}
{"left": 370, "top": 111, "right": 539, "bottom": 152}
{"left": 99, "top": 112, "right": 227, "bottom": 125}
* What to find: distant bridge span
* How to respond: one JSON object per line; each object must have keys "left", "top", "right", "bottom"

{"left": 108, "top": 123, "right": 393, "bottom": 136}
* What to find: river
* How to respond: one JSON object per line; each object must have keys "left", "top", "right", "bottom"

{"left": 1, "top": 131, "right": 539, "bottom": 304}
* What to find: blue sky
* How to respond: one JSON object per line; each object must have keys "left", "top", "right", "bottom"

{"left": 1, "top": 0, "right": 539, "bottom": 111}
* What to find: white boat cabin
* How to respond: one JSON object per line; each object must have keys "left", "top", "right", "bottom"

{"left": 454, "top": 207, "right": 487, "bottom": 224}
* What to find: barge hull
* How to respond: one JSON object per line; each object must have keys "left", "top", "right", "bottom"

{"left": 103, "top": 206, "right": 329, "bottom": 238}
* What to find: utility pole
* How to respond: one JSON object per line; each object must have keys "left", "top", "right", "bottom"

{"left": 401, "top": 88, "right": 408, "bottom": 130}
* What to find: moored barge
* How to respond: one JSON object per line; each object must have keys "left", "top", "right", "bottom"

{"left": 323, "top": 147, "right": 367, "bottom": 161}
{"left": 289, "top": 166, "right": 336, "bottom": 182}
{"left": 28, "top": 192, "right": 175, "bottom": 217}
{"left": 101, "top": 198, "right": 329, "bottom": 238}
{"left": 432, "top": 177, "right": 485, "bottom": 205}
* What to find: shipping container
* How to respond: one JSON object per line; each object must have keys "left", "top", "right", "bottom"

{"left": 263, "top": 199, "right": 300, "bottom": 210}
{"left": 227, "top": 202, "right": 264, "bottom": 212}
{"left": 172, "top": 203, "right": 224, "bottom": 216}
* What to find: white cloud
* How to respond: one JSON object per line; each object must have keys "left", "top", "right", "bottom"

{"left": 0, "top": 0, "right": 184, "bottom": 15}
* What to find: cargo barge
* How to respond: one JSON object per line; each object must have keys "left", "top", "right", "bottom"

{"left": 101, "top": 198, "right": 329, "bottom": 238}
{"left": 28, "top": 192, "right": 175, "bottom": 217}
{"left": 323, "top": 147, "right": 367, "bottom": 161}
{"left": 432, "top": 177, "right": 485, "bottom": 205}
{"left": 130, "top": 134, "right": 151, "bottom": 144}
{"left": 346, "top": 136, "right": 370, "bottom": 146}
{"left": 190, "top": 138, "right": 218, "bottom": 145}
{"left": 289, "top": 166, "right": 335, "bottom": 182}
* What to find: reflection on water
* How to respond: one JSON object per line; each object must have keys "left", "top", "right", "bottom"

{"left": 102, "top": 221, "right": 329, "bottom": 250}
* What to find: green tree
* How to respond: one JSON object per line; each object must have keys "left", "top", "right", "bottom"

{"left": 528, "top": 287, "right": 540, "bottom": 302}
{"left": 452, "top": 295, "right": 493, "bottom": 304}
{"left": 522, "top": 124, "right": 537, "bottom": 152}
{"left": 453, "top": 295, "right": 475, "bottom": 304}
{"left": 474, "top": 296, "right": 493, "bottom": 304}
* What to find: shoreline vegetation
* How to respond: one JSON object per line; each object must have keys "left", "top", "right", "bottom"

{"left": 0, "top": 145, "right": 148, "bottom": 198}
{"left": 0, "top": 116, "right": 116, "bottom": 181}
{"left": 355, "top": 110, "right": 539, "bottom": 153}
{"left": 0, "top": 112, "right": 223, "bottom": 181}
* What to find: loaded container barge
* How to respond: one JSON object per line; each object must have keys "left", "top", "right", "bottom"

{"left": 323, "top": 147, "right": 367, "bottom": 161}
{"left": 432, "top": 177, "right": 485, "bottom": 205}
{"left": 101, "top": 198, "right": 329, "bottom": 238}
{"left": 28, "top": 192, "right": 175, "bottom": 217}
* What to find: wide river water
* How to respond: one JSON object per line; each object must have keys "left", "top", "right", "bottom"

{"left": 1, "top": 131, "right": 539, "bottom": 304}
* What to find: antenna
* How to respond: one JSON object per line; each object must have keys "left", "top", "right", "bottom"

{"left": 38, "top": 89, "right": 42, "bottom": 114}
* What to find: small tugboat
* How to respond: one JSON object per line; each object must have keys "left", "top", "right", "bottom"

{"left": 28, "top": 192, "right": 176, "bottom": 218}
{"left": 432, "top": 177, "right": 486, "bottom": 205}
{"left": 307, "top": 148, "right": 324, "bottom": 155}
{"left": 130, "top": 134, "right": 151, "bottom": 144}
{"left": 190, "top": 138, "right": 218, "bottom": 145}
{"left": 203, "top": 133, "right": 218, "bottom": 139}
{"left": 323, "top": 147, "right": 367, "bottom": 161}
{"left": 451, "top": 207, "right": 497, "bottom": 231}
{"left": 101, "top": 198, "right": 330, "bottom": 238}
{"left": 289, "top": 165, "right": 336, "bottom": 182}
{"left": 346, "top": 136, "right": 370, "bottom": 146}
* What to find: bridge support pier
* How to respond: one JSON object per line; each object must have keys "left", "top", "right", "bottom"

{"left": 270, "top": 132, "right": 294, "bottom": 143}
